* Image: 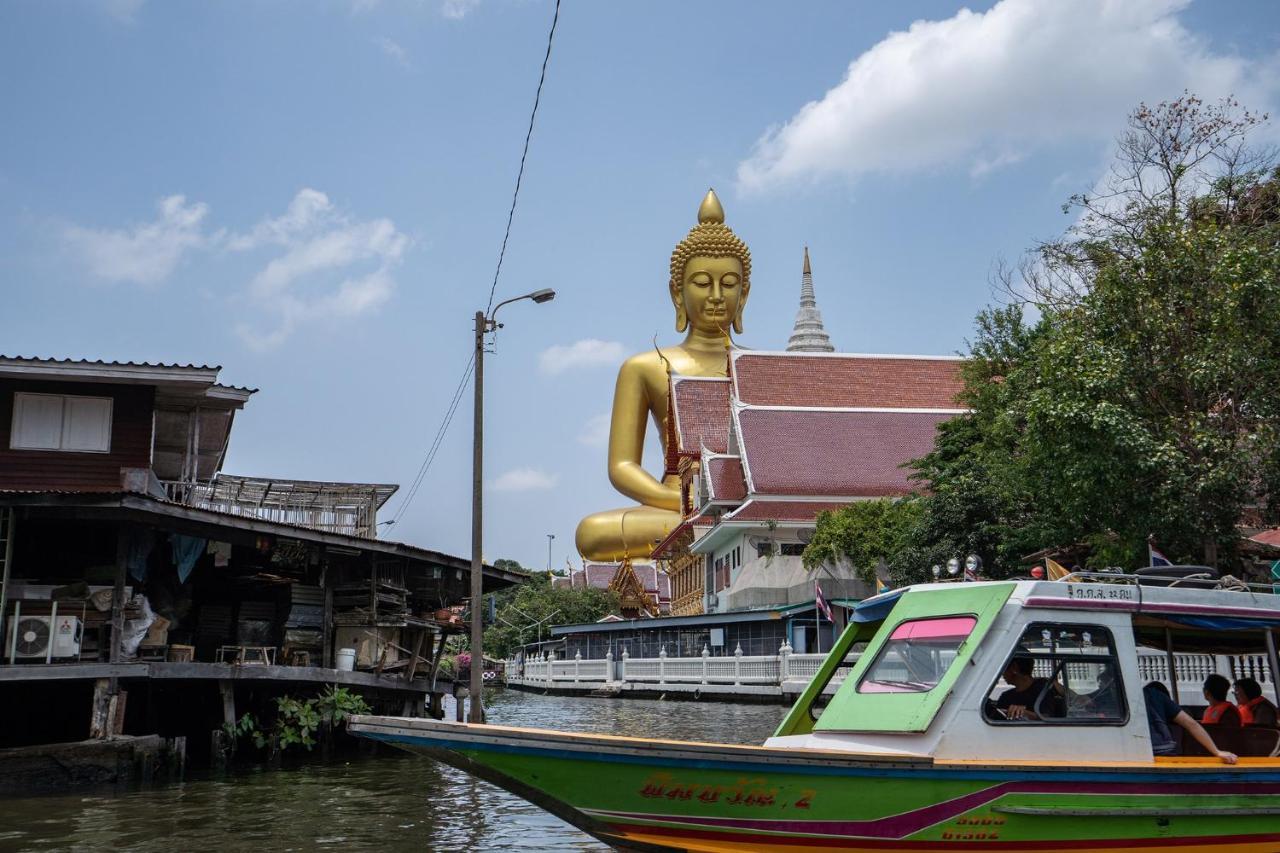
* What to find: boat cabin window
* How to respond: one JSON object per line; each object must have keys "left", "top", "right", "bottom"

{"left": 857, "top": 616, "right": 977, "bottom": 694}
{"left": 983, "top": 623, "right": 1128, "bottom": 726}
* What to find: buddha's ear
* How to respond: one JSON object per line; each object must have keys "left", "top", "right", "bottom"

{"left": 671, "top": 281, "right": 687, "bottom": 332}
{"left": 732, "top": 281, "right": 749, "bottom": 334}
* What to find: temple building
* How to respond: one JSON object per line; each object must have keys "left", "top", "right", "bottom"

{"left": 552, "top": 562, "right": 671, "bottom": 616}
{"left": 785, "top": 248, "right": 835, "bottom": 353}
{"left": 652, "top": 349, "right": 967, "bottom": 637}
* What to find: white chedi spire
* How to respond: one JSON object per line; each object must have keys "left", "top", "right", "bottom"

{"left": 786, "top": 247, "right": 835, "bottom": 353}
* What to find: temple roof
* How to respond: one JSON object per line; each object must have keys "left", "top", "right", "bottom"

{"left": 704, "top": 454, "right": 746, "bottom": 503}
{"left": 735, "top": 407, "right": 952, "bottom": 497}
{"left": 671, "top": 375, "right": 731, "bottom": 452}
{"left": 731, "top": 350, "right": 965, "bottom": 410}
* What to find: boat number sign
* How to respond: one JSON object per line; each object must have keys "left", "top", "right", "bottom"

{"left": 1065, "top": 584, "right": 1134, "bottom": 602}
{"left": 638, "top": 772, "right": 812, "bottom": 810}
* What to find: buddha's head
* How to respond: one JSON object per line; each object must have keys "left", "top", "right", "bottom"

{"left": 669, "top": 189, "right": 752, "bottom": 335}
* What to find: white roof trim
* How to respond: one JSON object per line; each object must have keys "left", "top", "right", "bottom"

{"left": 731, "top": 349, "right": 966, "bottom": 362}
{"left": 735, "top": 402, "right": 968, "bottom": 415}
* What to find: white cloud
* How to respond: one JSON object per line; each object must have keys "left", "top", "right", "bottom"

{"left": 231, "top": 189, "right": 409, "bottom": 350}
{"left": 577, "top": 413, "right": 611, "bottom": 448}
{"left": 97, "top": 0, "right": 145, "bottom": 24}
{"left": 64, "top": 195, "right": 214, "bottom": 285}
{"left": 737, "top": 0, "right": 1277, "bottom": 192}
{"left": 373, "top": 36, "right": 411, "bottom": 70}
{"left": 539, "top": 339, "right": 626, "bottom": 375}
{"left": 491, "top": 467, "right": 558, "bottom": 492}
{"left": 441, "top": 0, "right": 481, "bottom": 19}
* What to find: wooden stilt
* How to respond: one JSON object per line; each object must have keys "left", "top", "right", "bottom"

{"left": 89, "top": 677, "right": 111, "bottom": 739}
{"left": 404, "top": 628, "right": 427, "bottom": 683}
{"left": 219, "top": 679, "right": 236, "bottom": 726}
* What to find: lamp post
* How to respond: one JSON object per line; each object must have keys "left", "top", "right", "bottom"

{"left": 546, "top": 533, "right": 555, "bottom": 572}
{"left": 470, "top": 288, "right": 556, "bottom": 723}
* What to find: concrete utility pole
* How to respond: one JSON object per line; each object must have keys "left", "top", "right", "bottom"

{"left": 470, "top": 289, "right": 555, "bottom": 723}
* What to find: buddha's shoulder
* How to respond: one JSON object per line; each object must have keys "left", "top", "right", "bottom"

{"left": 618, "top": 346, "right": 723, "bottom": 380}
{"left": 618, "top": 349, "right": 669, "bottom": 375}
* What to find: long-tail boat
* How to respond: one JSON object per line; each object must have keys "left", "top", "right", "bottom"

{"left": 349, "top": 574, "right": 1280, "bottom": 851}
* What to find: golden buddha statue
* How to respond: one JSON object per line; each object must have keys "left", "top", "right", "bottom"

{"left": 575, "top": 189, "right": 751, "bottom": 562}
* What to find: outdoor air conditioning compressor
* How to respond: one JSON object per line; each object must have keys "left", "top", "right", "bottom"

{"left": 7, "top": 615, "right": 82, "bottom": 661}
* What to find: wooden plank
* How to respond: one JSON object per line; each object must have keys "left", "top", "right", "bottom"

{"left": 109, "top": 528, "right": 129, "bottom": 670}
{"left": 404, "top": 628, "right": 427, "bottom": 683}
{"left": 219, "top": 680, "right": 235, "bottom": 726}
{"left": 321, "top": 560, "right": 333, "bottom": 669}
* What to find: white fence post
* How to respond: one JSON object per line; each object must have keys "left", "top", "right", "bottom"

{"left": 574, "top": 650, "right": 582, "bottom": 683}
{"left": 734, "top": 643, "right": 743, "bottom": 686}
{"left": 779, "top": 640, "right": 790, "bottom": 682}
{"left": 701, "top": 645, "right": 710, "bottom": 685}
{"left": 606, "top": 649, "right": 614, "bottom": 683}
{"left": 620, "top": 650, "right": 629, "bottom": 683}
{"left": 659, "top": 646, "right": 667, "bottom": 684}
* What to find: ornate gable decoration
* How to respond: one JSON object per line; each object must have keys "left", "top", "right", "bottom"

{"left": 608, "top": 558, "right": 658, "bottom": 618}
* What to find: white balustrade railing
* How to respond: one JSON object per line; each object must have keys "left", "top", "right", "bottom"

{"left": 504, "top": 646, "right": 1277, "bottom": 701}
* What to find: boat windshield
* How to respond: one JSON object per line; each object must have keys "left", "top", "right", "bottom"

{"left": 858, "top": 616, "right": 978, "bottom": 694}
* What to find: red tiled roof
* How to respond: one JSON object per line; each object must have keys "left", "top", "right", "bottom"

{"left": 727, "top": 500, "right": 852, "bottom": 523}
{"left": 670, "top": 376, "right": 731, "bottom": 455}
{"left": 1250, "top": 529, "right": 1280, "bottom": 547}
{"left": 706, "top": 455, "right": 746, "bottom": 502}
{"left": 737, "top": 408, "right": 952, "bottom": 496}
{"left": 574, "top": 561, "right": 672, "bottom": 606}
{"left": 732, "top": 351, "right": 965, "bottom": 410}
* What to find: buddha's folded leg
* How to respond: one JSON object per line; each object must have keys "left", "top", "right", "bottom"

{"left": 575, "top": 506, "right": 682, "bottom": 562}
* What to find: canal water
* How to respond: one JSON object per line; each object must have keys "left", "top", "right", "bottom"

{"left": 0, "top": 691, "right": 787, "bottom": 852}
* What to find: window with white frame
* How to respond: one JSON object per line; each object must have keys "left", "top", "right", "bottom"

{"left": 10, "top": 393, "right": 113, "bottom": 453}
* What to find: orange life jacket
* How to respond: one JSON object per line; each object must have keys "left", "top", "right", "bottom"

{"left": 1239, "top": 695, "right": 1274, "bottom": 725}
{"left": 1203, "top": 700, "right": 1240, "bottom": 726}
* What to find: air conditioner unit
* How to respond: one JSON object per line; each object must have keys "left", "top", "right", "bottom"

{"left": 8, "top": 615, "right": 82, "bottom": 661}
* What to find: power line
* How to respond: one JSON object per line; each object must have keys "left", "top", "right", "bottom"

{"left": 484, "top": 0, "right": 562, "bottom": 316}
{"left": 394, "top": 0, "right": 562, "bottom": 526}
{"left": 391, "top": 352, "right": 475, "bottom": 526}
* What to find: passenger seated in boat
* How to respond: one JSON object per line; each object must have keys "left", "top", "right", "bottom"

{"left": 1144, "top": 681, "right": 1238, "bottom": 764}
{"left": 1234, "top": 677, "right": 1279, "bottom": 727}
{"left": 1202, "top": 674, "right": 1242, "bottom": 726}
{"left": 993, "top": 656, "right": 1063, "bottom": 721}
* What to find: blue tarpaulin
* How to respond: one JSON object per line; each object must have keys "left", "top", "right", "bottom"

{"left": 170, "top": 534, "right": 206, "bottom": 583}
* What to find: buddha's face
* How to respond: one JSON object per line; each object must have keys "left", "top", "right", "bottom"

{"left": 676, "top": 255, "right": 745, "bottom": 334}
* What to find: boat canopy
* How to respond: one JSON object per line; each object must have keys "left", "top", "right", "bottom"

{"left": 814, "top": 582, "right": 1015, "bottom": 734}
{"left": 849, "top": 588, "right": 904, "bottom": 623}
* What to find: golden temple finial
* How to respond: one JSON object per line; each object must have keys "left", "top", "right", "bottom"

{"left": 698, "top": 188, "right": 725, "bottom": 224}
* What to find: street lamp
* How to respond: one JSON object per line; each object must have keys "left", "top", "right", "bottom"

{"left": 547, "top": 533, "right": 555, "bottom": 572}
{"left": 470, "top": 288, "right": 556, "bottom": 723}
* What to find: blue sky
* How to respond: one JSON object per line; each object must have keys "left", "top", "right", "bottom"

{"left": 2, "top": 0, "right": 1278, "bottom": 570}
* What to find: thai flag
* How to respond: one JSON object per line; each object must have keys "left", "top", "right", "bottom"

{"left": 815, "top": 581, "right": 834, "bottom": 622}
{"left": 1148, "top": 543, "right": 1172, "bottom": 567}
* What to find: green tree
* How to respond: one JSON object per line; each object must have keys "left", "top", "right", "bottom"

{"left": 802, "top": 498, "right": 925, "bottom": 584}
{"left": 481, "top": 561, "right": 618, "bottom": 659}
{"left": 917, "top": 95, "right": 1280, "bottom": 571}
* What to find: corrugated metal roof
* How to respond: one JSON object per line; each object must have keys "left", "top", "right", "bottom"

{"left": 0, "top": 355, "right": 220, "bottom": 371}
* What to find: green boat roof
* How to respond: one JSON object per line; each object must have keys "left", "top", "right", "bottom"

{"left": 814, "top": 582, "right": 1015, "bottom": 734}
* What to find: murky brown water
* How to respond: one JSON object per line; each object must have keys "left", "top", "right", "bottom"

{"left": 0, "top": 691, "right": 787, "bottom": 852}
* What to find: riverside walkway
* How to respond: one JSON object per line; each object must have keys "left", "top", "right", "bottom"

{"left": 505, "top": 643, "right": 1278, "bottom": 703}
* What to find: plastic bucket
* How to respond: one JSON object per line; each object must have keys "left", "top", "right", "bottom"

{"left": 336, "top": 648, "right": 356, "bottom": 672}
